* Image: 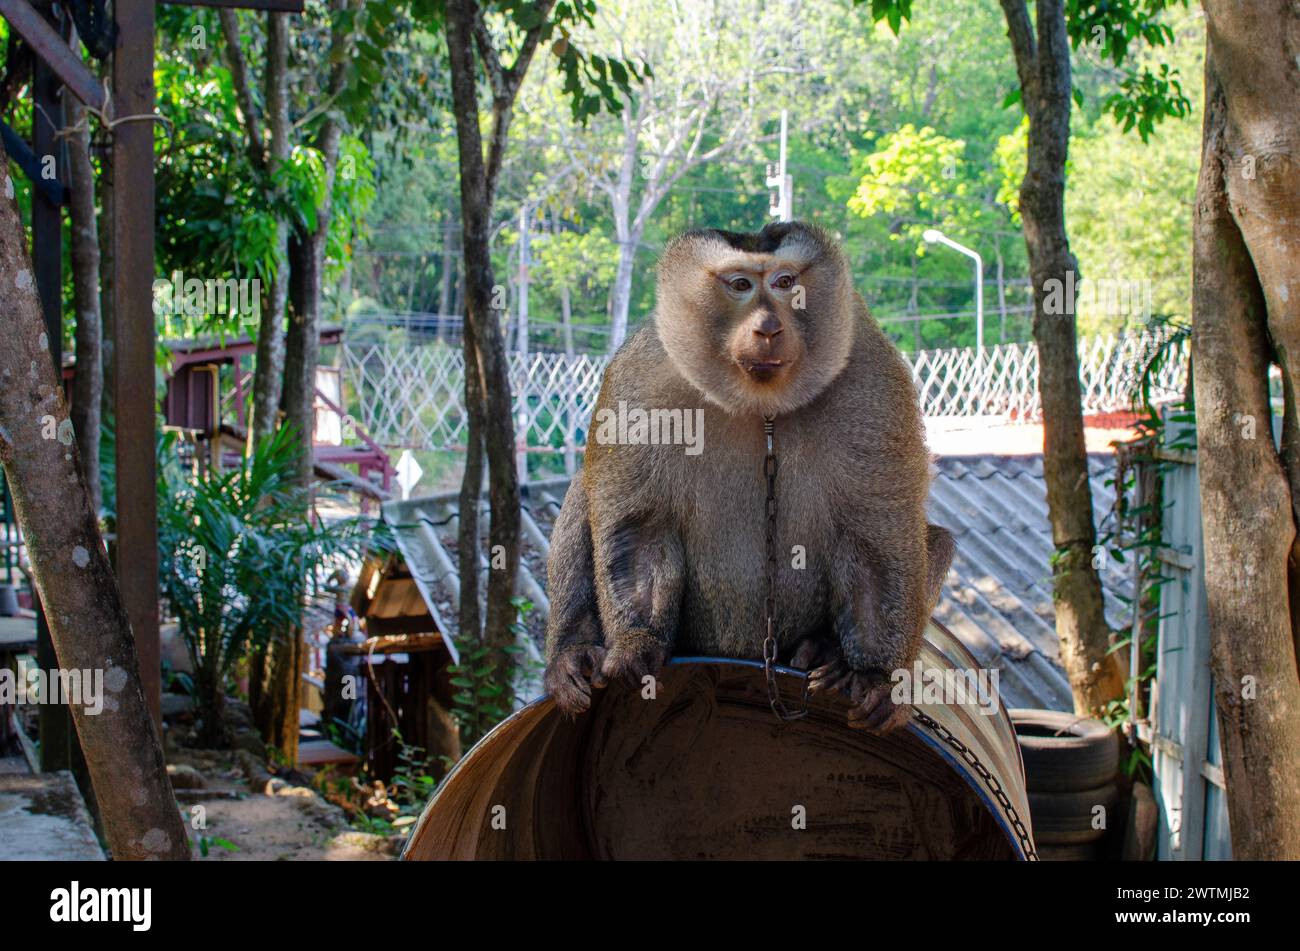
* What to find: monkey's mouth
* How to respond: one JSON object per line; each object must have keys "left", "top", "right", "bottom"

{"left": 739, "top": 357, "right": 787, "bottom": 383}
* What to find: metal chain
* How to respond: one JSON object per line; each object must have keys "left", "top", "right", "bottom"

{"left": 911, "top": 708, "right": 1039, "bottom": 860}
{"left": 761, "top": 415, "right": 810, "bottom": 721}
{"left": 758, "top": 416, "right": 1033, "bottom": 855}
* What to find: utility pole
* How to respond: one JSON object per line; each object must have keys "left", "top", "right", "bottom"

{"left": 766, "top": 109, "right": 792, "bottom": 222}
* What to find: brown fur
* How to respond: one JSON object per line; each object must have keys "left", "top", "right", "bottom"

{"left": 542, "top": 222, "right": 953, "bottom": 729}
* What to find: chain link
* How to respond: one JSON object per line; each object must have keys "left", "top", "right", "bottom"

{"left": 910, "top": 708, "right": 1039, "bottom": 860}
{"left": 761, "top": 415, "right": 810, "bottom": 721}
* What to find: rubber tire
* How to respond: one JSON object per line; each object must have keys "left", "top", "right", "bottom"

{"left": 1036, "top": 841, "right": 1103, "bottom": 862}
{"left": 1028, "top": 783, "right": 1119, "bottom": 846}
{"left": 1010, "top": 708, "right": 1119, "bottom": 792}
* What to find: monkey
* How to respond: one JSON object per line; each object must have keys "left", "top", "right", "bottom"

{"left": 542, "top": 221, "right": 954, "bottom": 735}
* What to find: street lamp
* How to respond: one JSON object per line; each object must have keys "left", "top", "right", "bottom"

{"left": 922, "top": 229, "right": 983, "bottom": 355}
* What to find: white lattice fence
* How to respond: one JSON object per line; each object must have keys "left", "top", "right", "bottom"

{"left": 341, "top": 331, "right": 1187, "bottom": 452}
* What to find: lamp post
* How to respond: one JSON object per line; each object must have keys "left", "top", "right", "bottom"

{"left": 923, "top": 229, "right": 984, "bottom": 355}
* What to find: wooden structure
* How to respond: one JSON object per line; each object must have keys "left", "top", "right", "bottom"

{"left": 0, "top": 615, "right": 36, "bottom": 753}
{"left": 62, "top": 327, "right": 396, "bottom": 495}
{"left": 404, "top": 622, "right": 1036, "bottom": 861}
{"left": 346, "top": 556, "right": 460, "bottom": 781}
{"left": 0, "top": 0, "right": 305, "bottom": 772}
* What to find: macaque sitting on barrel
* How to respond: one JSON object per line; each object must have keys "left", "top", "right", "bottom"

{"left": 542, "top": 222, "right": 953, "bottom": 735}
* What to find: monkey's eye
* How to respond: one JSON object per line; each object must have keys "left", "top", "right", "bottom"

{"left": 727, "top": 276, "right": 753, "bottom": 293}
{"left": 771, "top": 274, "right": 796, "bottom": 290}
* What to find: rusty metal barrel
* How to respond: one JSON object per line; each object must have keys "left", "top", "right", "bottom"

{"left": 403, "top": 621, "right": 1035, "bottom": 860}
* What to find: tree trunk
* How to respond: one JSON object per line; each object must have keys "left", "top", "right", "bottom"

{"left": 249, "top": 12, "right": 291, "bottom": 444}
{"left": 458, "top": 324, "right": 485, "bottom": 649}
{"left": 67, "top": 94, "right": 102, "bottom": 514}
{"left": 440, "top": 202, "right": 456, "bottom": 336}
{"left": 97, "top": 55, "right": 115, "bottom": 430}
{"left": 1191, "top": 0, "right": 1300, "bottom": 859}
{"left": 283, "top": 120, "right": 343, "bottom": 483}
{"left": 1003, "top": 0, "right": 1124, "bottom": 715}
{"left": 445, "top": 0, "right": 524, "bottom": 699}
{"left": 608, "top": 224, "right": 638, "bottom": 353}
{"left": 0, "top": 145, "right": 189, "bottom": 860}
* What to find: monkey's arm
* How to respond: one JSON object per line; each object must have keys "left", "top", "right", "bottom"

{"left": 542, "top": 479, "right": 608, "bottom": 714}
{"left": 590, "top": 511, "right": 685, "bottom": 688}
{"left": 813, "top": 514, "right": 937, "bottom": 734}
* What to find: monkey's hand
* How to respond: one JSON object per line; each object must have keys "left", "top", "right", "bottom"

{"left": 600, "top": 630, "right": 669, "bottom": 689}
{"left": 809, "top": 658, "right": 911, "bottom": 736}
{"left": 543, "top": 645, "right": 609, "bottom": 717}
{"left": 790, "top": 636, "right": 838, "bottom": 671}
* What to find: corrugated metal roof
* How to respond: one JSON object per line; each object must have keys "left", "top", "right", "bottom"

{"left": 387, "top": 453, "right": 1126, "bottom": 713}
{"left": 927, "top": 453, "right": 1127, "bottom": 711}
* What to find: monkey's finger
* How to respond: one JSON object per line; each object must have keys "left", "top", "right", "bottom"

{"left": 848, "top": 673, "right": 872, "bottom": 705}
{"left": 790, "top": 639, "right": 825, "bottom": 671}
{"left": 849, "top": 689, "right": 903, "bottom": 734}
{"left": 549, "top": 674, "right": 592, "bottom": 716}
{"left": 809, "top": 663, "right": 851, "bottom": 696}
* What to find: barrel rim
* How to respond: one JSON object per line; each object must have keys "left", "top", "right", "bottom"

{"left": 403, "top": 653, "right": 1029, "bottom": 860}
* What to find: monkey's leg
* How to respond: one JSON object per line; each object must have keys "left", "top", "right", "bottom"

{"left": 591, "top": 518, "right": 684, "bottom": 689}
{"left": 792, "top": 526, "right": 952, "bottom": 678}
{"left": 542, "top": 479, "right": 608, "bottom": 715}
{"left": 811, "top": 522, "right": 932, "bottom": 735}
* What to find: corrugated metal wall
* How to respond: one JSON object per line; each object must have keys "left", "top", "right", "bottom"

{"left": 1152, "top": 423, "right": 1231, "bottom": 860}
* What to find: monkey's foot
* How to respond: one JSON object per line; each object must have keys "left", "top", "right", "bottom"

{"left": 599, "top": 634, "right": 669, "bottom": 689}
{"left": 809, "top": 660, "right": 911, "bottom": 736}
{"left": 543, "top": 645, "right": 608, "bottom": 716}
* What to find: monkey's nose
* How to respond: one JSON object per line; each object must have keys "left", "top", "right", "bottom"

{"left": 752, "top": 314, "right": 784, "bottom": 340}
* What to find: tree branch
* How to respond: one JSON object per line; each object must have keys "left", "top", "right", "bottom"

{"left": 480, "top": 0, "right": 557, "bottom": 206}
{"left": 218, "top": 8, "right": 266, "bottom": 170}
{"left": 999, "top": 0, "right": 1038, "bottom": 103}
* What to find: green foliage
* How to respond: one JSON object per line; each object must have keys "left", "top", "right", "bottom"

{"left": 860, "top": 0, "right": 914, "bottom": 34}
{"left": 197, "top": 835, "right": 241, "bottom": 857}
{"left": 848, "top": 125, "right": 969, "bottom": 244}
{"left": 1105, "top": 62, "right": 1191, "bottom": 142}
{"left": 389, "top": 737, "right": 437, "bottom": 809}
{"left": 157, "top": 426, "right": 381, "bottom": 742}
{"left": 446, "top": 597, "right": 538, "bottom": 748}
{"left": 531, "top": 229, "right": 618, "bottom": 296}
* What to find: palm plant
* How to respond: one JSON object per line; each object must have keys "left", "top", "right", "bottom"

{"left": 158, "top": 427, "right": 374, "bottom": 747}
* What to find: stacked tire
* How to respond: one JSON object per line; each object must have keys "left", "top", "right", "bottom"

{"left": 1010, "top": 709, "right": 1120, "bottom": 861}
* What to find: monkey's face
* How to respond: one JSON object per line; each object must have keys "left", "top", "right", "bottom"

{"left": 655, "top": 223, "right": 856, "bottom": 417}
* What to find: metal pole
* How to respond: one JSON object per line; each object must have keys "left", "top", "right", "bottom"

{"left": 767, "top": 110, "right": 792, "bottom": 223}
{"left": 922, "top": 230, "right": 983, "bottom": 356}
